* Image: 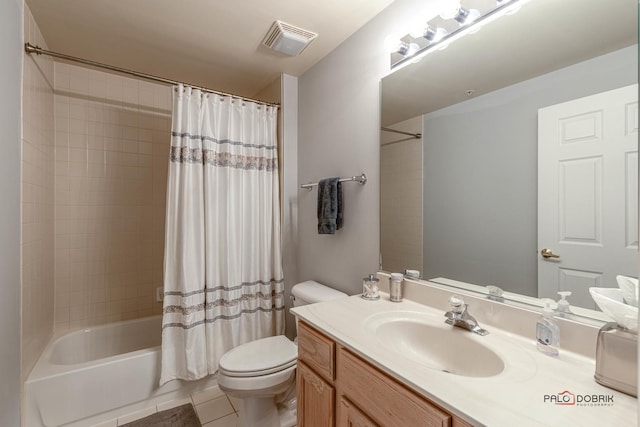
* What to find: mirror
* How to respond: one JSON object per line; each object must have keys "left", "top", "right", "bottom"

{"left": 380, "top": 0, "right": 638, "bottom": 317}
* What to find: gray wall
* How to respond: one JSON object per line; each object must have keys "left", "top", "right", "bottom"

{"left": 422, "top": 46, "right": 638, "bottom": 297}
{"left": 297, "top": 0, "right": 437, "bottom": 295}
{"left": 0, "top": 0, "right": 23, "bottom": 425}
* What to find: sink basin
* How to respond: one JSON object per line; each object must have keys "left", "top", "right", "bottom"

{"left": 368, "top": 312, "right": 505, "bottom": 377}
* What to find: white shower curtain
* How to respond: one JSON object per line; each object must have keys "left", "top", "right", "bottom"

{"left": 160, "top": 85, "right": 284, "bottom": 385}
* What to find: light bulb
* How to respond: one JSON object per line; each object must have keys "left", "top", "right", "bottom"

{"left": 408, "top": 23, "right": 427, "bottom": 39}
{"left": 383, "top": 35, "right": 403, "bottom": 54}
{"left": 439, "top": 0, "right": 462, "bottom": 20}
{"left": 454, "top": 7, "right": 481, "bottom": 25}
{"left": 440, "top": 1, "right": 481, "bottom": 26}
{"left": 396, "top": 41, "right": 410, "bottom": 55}
{"left": 408, "top": 17, "right": 430, "bottom": 39}
{"left": 465, "top": 8, "right": 481, "bottom": 23}
{"left": 405, "top": 43, "right": 420, "bottom": 57}
{"left": 410, "top": 23, "right": 448, "bottom": 43}
{"left": 424, "top": 26, "right": 448, "bottom": 43}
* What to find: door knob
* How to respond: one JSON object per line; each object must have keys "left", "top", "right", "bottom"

{"left": 540, "top": 248, "right": 560, "bottom": 259}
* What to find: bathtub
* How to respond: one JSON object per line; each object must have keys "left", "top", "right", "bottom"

{"left": 25, "top": 316, "right": 218, "bottom": 427}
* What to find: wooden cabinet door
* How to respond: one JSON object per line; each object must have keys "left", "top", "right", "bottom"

{"left": 297, "top": 360, "right": 335, "bottom": 427}
{"left": 337, "top": 347, "right": 450, "bottom": 427}
{"left": 337, "top": 396, "right": 379, "bottom": 427}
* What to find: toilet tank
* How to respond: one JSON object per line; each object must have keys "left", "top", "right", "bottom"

{"left": 291, "top": 280, "right": 347, "bottom": 307}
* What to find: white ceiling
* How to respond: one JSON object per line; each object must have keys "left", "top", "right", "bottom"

{"left": 26, "top": 0, "right": 394, "bottom": 99}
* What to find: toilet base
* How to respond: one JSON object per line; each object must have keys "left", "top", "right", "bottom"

{"left": 219, "top": 363, "right": 297, "bottom": 427}
{"left": 234, "top": 379, "right": 297, "bottom": 427}
{"left": 240, "top": 397, "right": 280, "bottom": 427}
{"left": 236, "top": 397, "right": 296, "bottom": 427}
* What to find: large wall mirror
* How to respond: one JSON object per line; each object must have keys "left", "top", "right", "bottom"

{"left": 380, "top": 0, "right": 638, "bottom": 316}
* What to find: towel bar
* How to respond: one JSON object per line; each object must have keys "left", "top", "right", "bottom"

{"left": 301, "top": 173, "right": 367, "bottom": 191}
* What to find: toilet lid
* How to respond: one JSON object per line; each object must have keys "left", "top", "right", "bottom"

{"left": 218, "top": 335, "right": 298, "bottom": 377}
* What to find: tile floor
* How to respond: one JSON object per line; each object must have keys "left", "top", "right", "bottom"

{"left": 91, "top": 384, "right": 242, "bottom": 427}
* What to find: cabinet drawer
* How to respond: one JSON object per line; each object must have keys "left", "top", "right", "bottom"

{"left": 337, "top": 347, "right": 450, "bottom": 427}
{"left": 298, "top": 321, "right": 335, "bottom": 382}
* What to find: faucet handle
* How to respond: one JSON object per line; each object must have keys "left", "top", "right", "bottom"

{"left": 448, "top": 295, "right": 465, "bottom": 314}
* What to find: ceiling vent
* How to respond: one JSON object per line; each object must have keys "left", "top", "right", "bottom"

{"left": 262, "top": 20, "right": 318, "bottom": 56}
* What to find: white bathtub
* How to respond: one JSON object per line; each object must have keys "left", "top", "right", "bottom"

{"left": 25, "top": 316, "right": 217, "bottom": 427}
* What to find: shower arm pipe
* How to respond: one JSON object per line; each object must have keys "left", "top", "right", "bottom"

{"left": 24, "top": 43, "right": 280, "bottom": 108}
{"left": 300, "top": 173, "right": 367, "bottom": 191}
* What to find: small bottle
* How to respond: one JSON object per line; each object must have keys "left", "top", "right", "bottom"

{"left": 536, "top": 299, "right": 560, "bottom": 356}
{"left": 389, "top": 273, "right": 404, "bottom": 302}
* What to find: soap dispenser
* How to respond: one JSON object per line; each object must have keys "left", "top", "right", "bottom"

{"left": 536, "top": 299, "right": 560, "bottom": 356}
{"left": 556, "top": 291, "right": 572, "bottom": 315}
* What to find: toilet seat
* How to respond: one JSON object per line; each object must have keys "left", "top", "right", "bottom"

{"left": 219, "top": 335, "right": 298, "bottom": 378}
{"left": 218, "top": 364, "right": 296, "bottom": 395}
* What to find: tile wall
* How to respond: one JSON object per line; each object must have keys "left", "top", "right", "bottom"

{"left": 22, "top": 4, "right": 55, "bottom": 380}
{"left": 380, "top": 116, "right": 423, "bottom": 274}
{"left": 53, "top": 63, "right": 172, "bottom": 330}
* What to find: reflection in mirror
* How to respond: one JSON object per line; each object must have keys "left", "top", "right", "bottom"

{"left": 380, "top": 0, "right": 638, "bottom": 317}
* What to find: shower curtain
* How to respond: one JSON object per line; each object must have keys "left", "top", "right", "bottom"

{"left": 160, "top": 85, "right": 284, "bottom": 385}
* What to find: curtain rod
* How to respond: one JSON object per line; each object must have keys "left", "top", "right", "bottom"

{"left": 24, "top": 43, "right": 280, "bottom": 108}
{"left": 381, "top": 127, "right": 421, "bottom": 139}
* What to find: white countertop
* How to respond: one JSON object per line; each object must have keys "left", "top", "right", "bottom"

{"left": 292, "top": 294, "right": 637, "bottom": 427}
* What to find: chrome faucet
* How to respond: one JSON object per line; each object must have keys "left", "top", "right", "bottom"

{"left": 444, "top": 296, "right": 489, "bottom": 336}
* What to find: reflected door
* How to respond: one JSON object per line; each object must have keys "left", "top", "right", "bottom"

{"left": 538, "top": 84, "right": 638, "bottom": 308}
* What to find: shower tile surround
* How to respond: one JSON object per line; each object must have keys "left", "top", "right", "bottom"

{"left": 380, "top": 116, "right": 423, "bottom": 274}
{"left": 53, "top": 62, "right": 172, "bottom": 330}
{"left": 22, "top": 4, "right": 56, "bottom": 381}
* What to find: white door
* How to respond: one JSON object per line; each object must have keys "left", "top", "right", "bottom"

{"left": 538, "top": 84, "right": 638, "bottom": 309}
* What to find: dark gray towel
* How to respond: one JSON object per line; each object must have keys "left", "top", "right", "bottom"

{"left": 317, "top": 177, "right": 343, "bottom": 234}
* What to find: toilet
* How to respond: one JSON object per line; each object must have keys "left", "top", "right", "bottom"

{"left": 217, "top": 280, "right": 347, "bottom": 427}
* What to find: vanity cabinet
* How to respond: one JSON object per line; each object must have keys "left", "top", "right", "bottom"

{"left": 297, "top": 321, "right": 476, "bottom": 427}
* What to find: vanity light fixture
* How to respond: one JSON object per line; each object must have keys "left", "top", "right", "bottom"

{"left": 387, "top": 0, "right": 531, "bottom": 71}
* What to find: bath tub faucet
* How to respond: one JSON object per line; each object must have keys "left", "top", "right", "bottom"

{"left": 444, "top": 296, "right": 489, "bottom": 336}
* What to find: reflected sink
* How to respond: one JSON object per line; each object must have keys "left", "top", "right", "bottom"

{"left": 369, "top": 312, "right": 505, "bottom": 377}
